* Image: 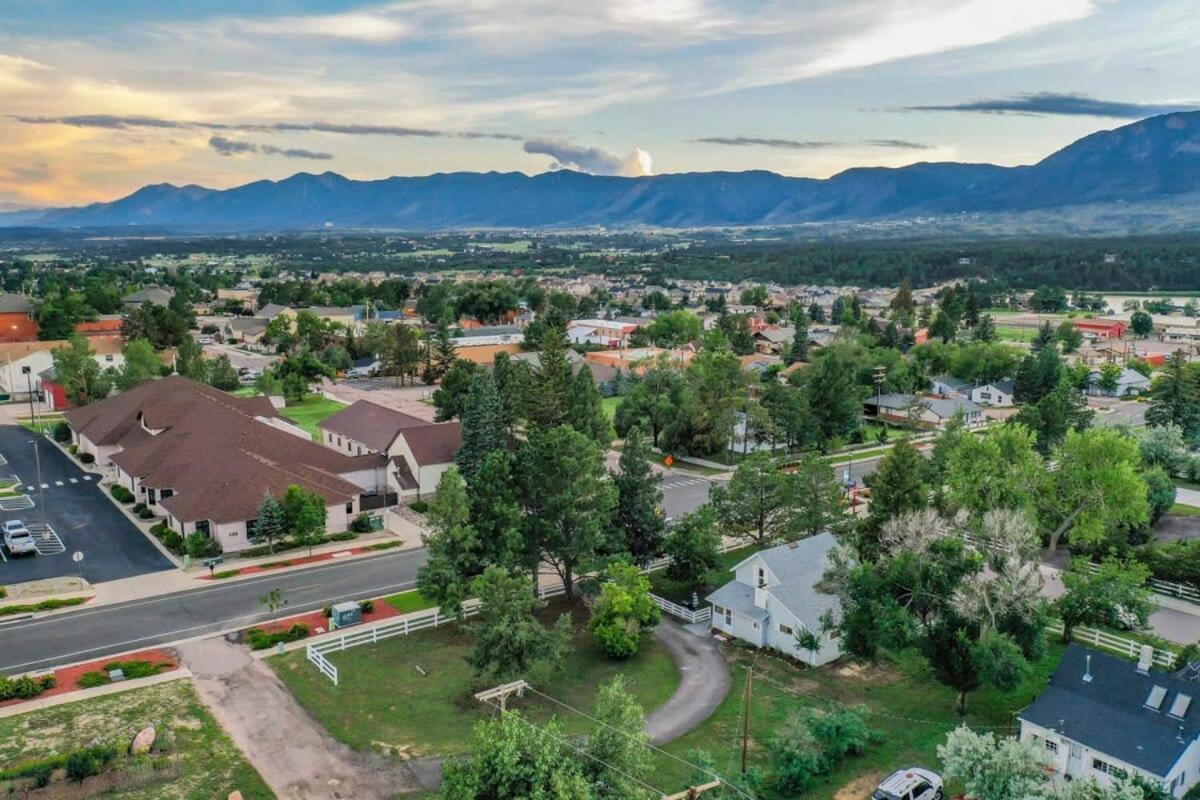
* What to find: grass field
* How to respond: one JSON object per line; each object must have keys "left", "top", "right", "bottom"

{"left": 996, "top": 325, "right": 1038, "bottom": 343}
{"left": 602, "top": 395, "right": 620, "bottom": 422}
{"left": 383, "top": 589, "right": 436, "bottom": 614}
{"left": 654, "top": 643, "right": 1064, "bottom": 799}
{"left": 230, "top": 386, "right": 260, "bottom": 398}
{"left": 1170, "top": 503, "right": 1200, "bottom": 517}
{"left": 0, "top": 679, "right": 272, "bottom": 799}
{"left": 271, "top": 601, "right": 680, "bottom": 760}
{"left": 278, "top": 395, "right": 347, "bottom": 440}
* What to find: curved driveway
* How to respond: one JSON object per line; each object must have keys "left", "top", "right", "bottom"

{"left": 644, "top": 619, "right": 731, "bottom": 745}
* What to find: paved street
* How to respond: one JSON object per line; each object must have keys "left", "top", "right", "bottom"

{"left": 660, "top": 473, "right": 722, "bottom": 520}
{"left": 1090, "top": 397, "right": 1148, "bottom": 428}
{"left": 202, "top": 340, "right": 277, "bottom": 372}
{"left": 0, "top": 547, "right": 428, "bottom": 675}
{"left": 0, "top": 424, "right": 172, "bottom": 583}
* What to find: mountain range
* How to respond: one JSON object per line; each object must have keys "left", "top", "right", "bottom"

{"left": 7, "top": 112, "right": 1200, "bottom": 232}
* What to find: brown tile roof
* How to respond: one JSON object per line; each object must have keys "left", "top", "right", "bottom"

{"left": 401, "top": 422, "right": 462, "bottom": 467}
{"left": 71, "top": 376, "right": 367, "bottom": 524}
{"left": 317, "top": 400, "right": 430, "bottom": 453}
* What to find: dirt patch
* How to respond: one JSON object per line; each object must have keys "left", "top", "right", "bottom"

{"left": 833, "top": 660, "right": 901, "bottom": 686}
{"left": 835, "top": 770, "right": 887, "bottom": 800}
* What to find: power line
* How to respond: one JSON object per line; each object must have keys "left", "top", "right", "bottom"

{"left": 521, "top": 684, "right": 760, "bottom": 800}
{"left": 477, "top": 696, "right": 670, "bottom": 799}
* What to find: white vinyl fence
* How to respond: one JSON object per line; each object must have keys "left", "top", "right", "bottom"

{"left": 1047, "top": 620, "right": 1178, "bottom": 669}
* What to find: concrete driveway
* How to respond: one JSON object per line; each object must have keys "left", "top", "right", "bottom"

{"left": 644, "top": 619, "right": 730, "bottom": 746}
{"left": 0, "top": 423, "right": 172, "bottom": 584}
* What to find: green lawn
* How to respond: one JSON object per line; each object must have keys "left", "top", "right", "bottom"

{"left": 230, "top": 386, "right": 260, "bottom": 398}
{"left": 1170, "top": 503, "right": 1200, "bottom": 517}
{"left": 383, "top": 589, "right": 437, "bottom": 614}
{"left": 601, "top": 395, "right": 620, "bottom": 422}
{"left": 996, "top": 325, "right": 1038, "bottom": 343}
{"left": 278, "top": 396, "right": 347, "bottom": 441}
{"left": 271, "top": 601, "right": 681, "bottom": 760}
{"left": 0, "top": 679, "right": 272, "bottom": 800}
{"left": 647, "top": 545, "right": 758, "bottom": 605}
{"left": 653, "top": 643, "right": 1064, "bottom": 799}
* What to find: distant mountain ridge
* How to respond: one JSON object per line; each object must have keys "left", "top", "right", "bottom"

{"left": 9, "top": 112, "right": 1200, "bottom": 231}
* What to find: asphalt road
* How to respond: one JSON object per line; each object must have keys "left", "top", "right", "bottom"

{"left": 0, "top": 547, "right": 428, "bottom": 675}
{"left": 660, "top": 473, "right": 723, "bottom": 520}
{"left": 0, "top": 424, "right": 172, "bottom": 583}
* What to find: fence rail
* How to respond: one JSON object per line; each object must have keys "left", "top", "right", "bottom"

{"left": 1046, "top": 620, "right": 1178, "bottom": 669}
{"left": 1083, "top": 562, "right": 1200, "bottom": 605}
{"left": 651, "top": 594, "right": 712, "bottom": 624}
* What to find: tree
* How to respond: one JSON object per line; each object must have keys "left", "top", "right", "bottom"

{"left": 664, "top": 507, "right": 721, "bottom": 599}
{"left": 529, "top": 322, "right": 573, "bottom": 431}
{"left": 1144, "top": 465, "right": 1177, "bottom": 524}
{"left": 115, "top": 338, "right": 161, "bottom": 391}
{"left": 613, "top": 358, "right": 683, "bottom": 448}
{"left": 256, "top": 492, "right": 287, "bottom": 554}
{"left": 468, "top": 451, "right": 531, "bottom": 573}
{"left": 385, "top": 323, "right": 422, "bottom": 386}
{"left": 255, "top": 369, "right": 283, "bottom": 398}
{"left": 973, "top": 314, "right": 997, "bottom": 343}
{"left": 802, "top": 347, "right": 862, "bottom": 445}
{"left": 282, "top": 372, "right": 308, "bottom": 405}
{"left": 455, "top": 370, "right": 509, "bottom": 481}
{"left": 1097, "top": 362, "right": 1122, "bottom": 395}
{"left": 417, "top": 468, "right": 483, "bottom": 617}
{"left": 787, "top": 312, "right": 810, "bottom": 364}
{"left": 207, "top": 354, "right": 239, "bottom": 391}
{"left": 464, "top": 566, "right": 571, "bottom": 682}
{"left": 612, "top": 426, "right": 665, "bottom": 565}
{"left": 51, "top": 334, "right": 112, "bottom": 406}
{"left": 860, "top": 439, "right": 928, "bottom": 560}
{"left": 711, "top": 451, "right": 792, "bottom": 544}
{"left": 175, "top": 336, "right": 208, "bottom": 381}
{"left": 566, "top": 368, "right": 613, "bottom": 446}
{"left": 585, "top": 676, "right": 655, "bottom": 800}
{"left": 1058, "top": 554, "right": 1154, "bottom": 641}
{"left": 281, "top": 485, "right": 326, "bottom": 555}
{"left": 943, "top": 424, "right": 1043, "bottom": 515}
{"left": 643, "top": 310, "right": 702, "bottom": 348}
{"left": 433, "top": 358, "right": 477, "bottom": 422}
{"left": 1056, "top": 320, "right": 1083, "bottom": 354}
{"left": 665, "top": 346, "right": 742, "bottom": 456}
{"left": 1044, "top": 427, "right": 1149, "bottom": 552}
{"left": 517, "top": 426, "right": 618, "bottom": 598}
{"left": 1013, "top": 381, "right": 1094, "bottom": 454}
{"left": 1137, "top": 423, "right": 1191, "bottom": 474}
{"left": 1130, "top": 310, "right": 1154, "bottom": 338}
{"left": 441, "top": 712, "right": 593, "bottom": 800}
{"left": 1146, "top": 351, "right": 1200, "bottom": 443}
{"left": 589, "top": 562, "right": 661, "bottom": 659}
{"left": 425, "top": 322, "right": 457, "bottom": 383}
{"left": 789, "top": 453, "right": 849, "bottom": 538}
{"left": 1014, "top": 344, "right": 1063, "bottom": 405}
{"left": 938, "top": 728, "right": 1052, "bottom": 800}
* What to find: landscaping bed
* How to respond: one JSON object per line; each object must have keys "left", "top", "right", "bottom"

{"left": 270, "top": 600, "right": 681, "bottom": 760}
{"left": 0, "top": 679, "right": 273, "bottom": 799}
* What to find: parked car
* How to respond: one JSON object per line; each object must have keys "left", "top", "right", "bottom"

{"left": 239, "top": 369, "right": 262, "bottom": 384}
{"left": 873, "top": 769, "right": 942, "bottom": 800}
{"left": 3, "top": 520, "right": 36, "bottom": 556}
{"left": 198, "top": 336, "right": 213, "bottom": 345}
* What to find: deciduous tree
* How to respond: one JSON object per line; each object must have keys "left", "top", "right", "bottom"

{"left": 464, "top": 566, "right": 571, "bottom": 682}
{"left": 588, "top": 562, "right": 660, "bottom": 659}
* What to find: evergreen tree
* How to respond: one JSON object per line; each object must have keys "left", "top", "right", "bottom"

{"left": 1146, "top": 350, "right": 1200, "bottom": 443}
{"left": 256, "top": 492, "right": 287, "bottom": 554}
{"left": 802, "top": 348, "right": 862, "bottom": 445}
{"left": 860, "top": 439, "right": 928, "bottom": 560}
{"left": 613, "top": 426, "right": 665, "bottom": 565}
{"left": 808, "top": 301, "right": 825, "bottom": 323}
{"left": 417, "top": 468, "right": 482, "bottom": 617}
{"left": 455, "top": 371, "right": 508, "bottom": 481}
{"left": 469, "top": 450, "right": 531, "bottom": 572}
{"left": 175, "top": 336, "right": 208, "bottom": 381}
{"left": 831, "top": 296, "right": 847, "bottom": 323}
{"left": 1030, "top": 320, "right": 1056, "bottom": 352}
{"left": 206, "top": 354, "right": 240, "bottom": 391}
{"left": 973, "top": 314, "right": 997, "bottom": 343}
{"left": 433, "top": 358, "right": 477, "bottom": 421}
{"left": 787, "top": 311, "right": 810, "bottom": 364}
{"left": 465, "top": 566, "right": 571, "bottom": 681}
{"left": 664, "top": 507, "right": 721, "bottom": 597}
{"left": 425, "top": 322, "right": 457, "bottom": 383}
{"left": 528, "top": 322, "right": 573, "bottom": 430}
{"left": 566, "top": 367, "right": 613, "bottom": 446}
{"left": 1013, "top": 345, "right": 1063, "bottom": 405}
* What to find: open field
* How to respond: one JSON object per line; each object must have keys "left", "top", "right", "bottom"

{"left": 654, "top": 643, "right": 1063, "bottom": 799}
{"left": 0, "top": 679, "right": 273, "bottom": 799}
{"left": 278, "top": 395, "right": 347, "bottom": 440}
{"left": 996, "top": 325, "right": 1039, "bottom": 342}
{"left": 271, "top": 601, "right": 680, "bottom": 760}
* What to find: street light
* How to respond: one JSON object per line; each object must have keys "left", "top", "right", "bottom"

{"left": 28, "top": 440, "right": 46, "bottom": 528}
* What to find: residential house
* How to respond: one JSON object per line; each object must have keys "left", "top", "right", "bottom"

{"left": 1087, "top": 367, "right": 1151, "bottom": 397}
{"left": 753, "top": 326, "right": 794, "bottom": 355}
{"left": 74, "top": 315, "right": 124, "bottom": 340}
{"left": 121, "top": 287, "right": 175, "bottom": 309}
{"left": 707, "top": 534, "right": 843, "bottom": 667}
{"left": 65, "top": 376, "right": 376, "bottom": 552}
{"left": 216, "top": 287, "right": 260, "bottom": 312}
{"left": 317, "top": 400, "right": 461, "bottom": 498}
{"left": 0, "top": 294, "right": 37, "bottom": 342}
{"left": 1019, "top": 644, "right": 1200, "bottom": 797}
{"left": 224, "top": 317, "right": 269, "bottom": 349}
{"left": 1162, "top": 327, "right": 1200, "bottom": 346}
{"left": 451, "top": 330, "right": 525, "bottom": 365}
{"left": 567, "top": 319, "right": 643, "bottom": 348}
{"left": 970, "top": 379, "right": 1016, "bottom": 407}
{"left": 930, "top": 375, "right": 972, "bottom": 397}
{"left": 863, "top": 393, "right": 985, "bottom": 429}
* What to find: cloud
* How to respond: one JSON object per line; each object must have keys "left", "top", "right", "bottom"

{"left": 230, "top": 12, "right": 408, "bottom": 44}
{"left": 13, "top": 114, "right": 520, "bottom": 140}
{"left": 695, "top": 137, "right": 932, "bottom": 150}
{"left": 209, "top": 135, "right": 333, "bottom": 160}
{"left": 694, "top": 137, "right": 835, "bottom": 150}
{"left": 523, "top": 138, "right": 652, "bottom": 176}
{"left": 896, "top": 92, "right": 1200, "bottom": 119}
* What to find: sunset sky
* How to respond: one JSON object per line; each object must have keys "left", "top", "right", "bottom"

{"left": 1, "top": 0, "right": 1197, "bottom": 206}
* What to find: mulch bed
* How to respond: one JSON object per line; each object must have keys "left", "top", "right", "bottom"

{"left": 2, "top": 648, "right": 178, "bottom": 709}
{"left": 252, "top": 597, "right": 404, "bottom": 636}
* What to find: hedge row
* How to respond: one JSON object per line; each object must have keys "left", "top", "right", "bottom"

{"left": 77, "top": 660, "right": 166, "bottom": 689}
{"left": 0, "top": 673, "right": 55, "bottom": 702}
{"left": 0, "top": 741, "right": 120, "bottom": 787}
{"left": 245, "top": 624, "right": 310, "bottom": 650}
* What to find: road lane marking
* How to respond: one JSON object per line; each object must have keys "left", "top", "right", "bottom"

{"left": 0, "top": 579, "right": 418, "bottom": 673}
{"left": 69, "top": 478, "right": 77, "bottom": 484}
{"left": 39, "top": 483, "right": 48, "bottom": 489}
{"left": 54, "top": 481, "right": 63, "bottom": 487}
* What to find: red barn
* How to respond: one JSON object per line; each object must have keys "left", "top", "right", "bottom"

{"left": 0, "top": 294, "right": 38, "bottom": 342}
{"left": 1074, "top": 319, "right": 1126, "bottom": 340}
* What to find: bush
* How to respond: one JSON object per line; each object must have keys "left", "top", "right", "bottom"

{"left": 359, "top": 599, "right": 375, "bottom": 614}
{"left": 110, "top": 485, "right": 135, "bottom": 503}
{"left": 161, "top": 531, "right": 184, "bottom": 554}
{"left": 409, "top": 500, "right": 429, "bottom": 514}
{"left": 245, "top": 623, "right": 310, "bottom": 650}
{"left": 65, "top": 743, "right": 119, "bottom": 782}
{"left": 331, "top": 530, "right": 359, "bottom": 541}
{"left": 137, "top": 507, "right": 155, "bottom": 520}
{"left": 132, "top": 502, "right": 147, "bottom": 514}
{"left": 185, "top": 531, "right": 219, "bottom": 559}
{"left": 349, "top": 513, "right": 372, "bottom": 533}
{"left": 101, "top": 660, "right": 165, "bottom": 679}
{"left": 149, "top": 522, "right": 170, "bottom": 538}
{"left": 78, "top": 671, "right": 110, "bottom": 688}
{"left": 52, "top": 421, "right": 72, "bottom": 443}
{"left": 0, "top": 673, "right": 55, "bottom": 701}
{"left": 68, "top": 443, "right": 78, "bottom": 455}
{"left": 79, "top": 452, "right": 95, "bottom": 464}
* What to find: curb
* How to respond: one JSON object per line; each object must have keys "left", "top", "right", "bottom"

{"left": 0, "top": 668, "right": 193, "bottom": 720}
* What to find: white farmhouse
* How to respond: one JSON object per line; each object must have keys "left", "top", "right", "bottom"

{"left": 706, "top": 534, "right": 843, "bottom": 666}
{"left": 970, "top": 379, "right": 1015, "bottom": 407}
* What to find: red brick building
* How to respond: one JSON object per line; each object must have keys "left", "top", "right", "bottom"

{"left": 1074, "top": 319, "right": 1126, "bottom": 339}
{"left": 0, "top": 295, "right": 37, "bottom": 342}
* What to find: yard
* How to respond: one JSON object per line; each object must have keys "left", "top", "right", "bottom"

{"left": 278, "top": 395, "right": 347, "bottom": 441}
{"left": 648, "top": 544, "right": 759, "bottom": 605}
{"left": 270, "top": 600, "right": 680, "bottom": 760}
{"left": 0, "top": 679, "right": 272, "bottom": 799}
{"left": 996, "top": 325, "right": 1038, "bottom": 343}
{"left": 654, "top": 643, "right": 1064, "bottom": 799}
{"left": 601, "top": 395, "right": 620, "bottom": 422}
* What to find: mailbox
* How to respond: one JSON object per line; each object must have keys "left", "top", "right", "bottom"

{"left": 330, "top": 601, "right": 362, "bottom": 630}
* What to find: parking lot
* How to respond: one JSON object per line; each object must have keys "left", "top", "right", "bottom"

{"left": 0, "top": 423, "right": 173, "bottom": 584}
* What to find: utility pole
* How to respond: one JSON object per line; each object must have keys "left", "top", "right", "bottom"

{"left": 30, "top": 440, "right": 46, "bottom": 528}
{"left": 473, "top": 680, "right": 530, "bottom": 715}
{"left": 22, "top": 366, "right": 36, "bottom": 431}
{"left": 662, "top": 780, "right": 723, "bottom": 800}
{"left": 740, "top": 665, "right": 753, "bottom": 774}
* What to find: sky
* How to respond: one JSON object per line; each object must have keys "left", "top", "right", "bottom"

{"left": 0, "top": 0, "right": 1198, "bottom": 206}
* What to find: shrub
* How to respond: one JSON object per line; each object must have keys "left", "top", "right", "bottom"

{"left": 69, "top": 443, "right": 78, "bottom": 455}
{"left": 0, "top": 586, "right": 6, "bottom": 599}
{"left": 330, "top": 530, "right": 359, "bottom": 541}
{"left": 52, "top": 421, "right": 72, "bottom": 443}
{"left": 132, "top": 502, "right": 147, "bottom": 514}
{"left": 322, "top": 605, "right": 333, "bottom": 618}
{"left": 0, "top": 673, "right": 55, "bottom": 701}
{"left": 349, "top": 513, "right": 372, "bottom": 533}
{"left": 137, "top": 507, "right": 155, "bottom": 520}
{"left": 79, "top": 452, "right": 95, "bottom": 464}
{"left": 110, "top": 485, "right": 135, "bottom": 503}
{"left": 161, "top": 531, "right": 184, "bottom": 554}
{"left": 359, "top": 599, "right": 375, "bottom": 614}
{"left": 409, "top": 500, "right": 429, "bottom": 514}
{"left": 245, "top": 623, "right": 310, "bottom": 650}
{"left": 65, "top": 743, "right": 119, "bottom": 783}
{"left": 0, "top": 597, "right": 87, "bottom": 617}
{"left": 185, "top": 531, "right": 218, "bottom": 559}
{"left": 101, "top": 660, "right": 165, "bottom": 679}
{"left": 149, "top": 521, "right": 170, "bottom": 537}
{"left": 78, "top": 671, "right": 110, "bottom": 688}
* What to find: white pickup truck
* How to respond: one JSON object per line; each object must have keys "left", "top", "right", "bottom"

{"left": 3, "top": 519, "right": 36, "bottom": 557}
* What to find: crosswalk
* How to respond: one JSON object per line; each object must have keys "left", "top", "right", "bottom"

{"left": 23, "top": 475, "right": 91, "bottom": 493}
{"left": 660, "top": 476, "right": 713, "bottom": 489}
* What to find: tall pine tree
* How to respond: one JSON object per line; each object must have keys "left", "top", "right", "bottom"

{"left": 787, "top": 311, "right": 810, "bottom": 364}
{"left": 566, "top": 367, "right": 613, "bottom": 446}
{"left": 455, "top": 371, "right": 509, "bottom": 480}
{"left": 528, "top": 321, "right": 573, "bottom": 431}
{"left": 425, "top": 322, "right": 458, "bottom": 383}
{"left": 613, "top": 426, "right": 665, "bottom": 565}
